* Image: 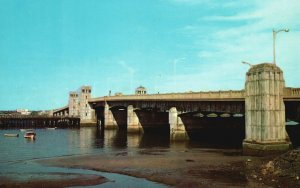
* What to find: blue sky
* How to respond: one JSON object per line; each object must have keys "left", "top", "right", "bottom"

{"left": 0, "top": 0, "right": 299, "bottom": 110}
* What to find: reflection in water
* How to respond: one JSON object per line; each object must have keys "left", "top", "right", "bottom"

{"left": 1, "top": 127, "right": 245, "bottom": 188}
{"left": 0, "top": 127, "right": 167, "bottom": 187}
{"left": 127, "top": 133, "right": 142, "bottom": 148}
{"left": 103, "top": 129, "right": 117, "bottom": 148}
{"left": 139, "top": 131, "right": 170, "bottom": 148}
{"left": 0, "top": 125, "right": 247, "bottom": 165}
{"left": 102, "top": 129, "right": 143, "bottom": 149}
{"left": 101, "top": 129, "right": 170, "bottom": 149}
{"left": 98, "top": 127, "right": 244, "bottom": 149}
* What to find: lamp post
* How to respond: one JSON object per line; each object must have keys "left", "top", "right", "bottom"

{"left": 273, "top": 28, "right": 289, "bottom": 65}
{"left": 242, "top": 61, "right": 253, "bottom": 67}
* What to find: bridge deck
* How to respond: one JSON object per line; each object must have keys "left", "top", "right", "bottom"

{"left": 89, "top": 88, "right": 300, "bottom": 103}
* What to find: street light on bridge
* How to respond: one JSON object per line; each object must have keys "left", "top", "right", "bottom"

{"left": 273, "top": 28, "right": 289, "bottom": 65}
{"left": 241, "top": 61, "right": 253, "bottom": 67}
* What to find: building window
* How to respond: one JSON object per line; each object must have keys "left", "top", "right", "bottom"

{"left": 82, "top": 89, "right": 85, "bottom": 93}
{"left": 86, "top": 113, "right": 87, "bottom": 117}
{"left": 86, "top": 104, "right": 87, "bottom": 107}
{"left": 86, "top": 96, "right": 87, "bottom": 99}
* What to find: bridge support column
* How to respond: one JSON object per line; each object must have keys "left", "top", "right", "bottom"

{"left": 169, "top": 107, "right": 189, "bottom": 141}
{"left": 243, "top": 63, "right": 290, "bottom": 155}
{"left": 127, "top": 105, "right": 143, "bottom": 133}
{"left": 104, "top": 103, "right": 118, "bottom": 129}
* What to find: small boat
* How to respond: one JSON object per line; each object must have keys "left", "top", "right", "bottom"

{"left": 24, "top": 131, "right": 36, "bottom": 139}
{"left": 46, "top": 127, "right": 57, "bottom": 130}
{"left": 20, "top": 129, "right": 34, "bottom": 132}
{"left": 4, "top": 133, "right": 19, "bottom": 137}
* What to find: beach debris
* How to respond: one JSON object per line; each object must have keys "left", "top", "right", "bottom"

{"left": 261, "top": 161, "right": 275, "bottom": 175}
{"left": 186, "top": 159, "right": 195, "bottom": 162}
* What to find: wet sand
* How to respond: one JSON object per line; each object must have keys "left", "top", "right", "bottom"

{"left": 38, "top": 148, "right": 268, "bottom": 187}
{"left": 3, "top": 148, "right": 299, "bottom": 187}
{"left": 0, "top": 172, "right": 107, "bottom": 188}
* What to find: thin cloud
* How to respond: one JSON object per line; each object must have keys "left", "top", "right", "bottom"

{"left": 173, "top": 0, "right": 300, "bottom": 91}
{"left": 118, "top": 60, "right": 135, "bottom": 74}
{"left": 203, "top": 13, "right": 261, "bottom": 21}
{"left": 169, "top": 0, "right": 211, "bottom": 5}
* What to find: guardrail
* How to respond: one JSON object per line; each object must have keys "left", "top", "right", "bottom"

{"left": 89, "top": 90, "right": 246, "bottom": 102}
{"left": 284, "top": 88, "right": 300, "bottom": 97}
{"left": 89, "top": 87, "right": 300, "bottom": 103}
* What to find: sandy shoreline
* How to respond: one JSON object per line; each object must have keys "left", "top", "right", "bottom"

{"left": 0, "top": 172, "right": 107, "bottom": 188}
{"left": 2, "top": 148, "right": 300, "bottom": 187}
{"left": 37, "top": 148, "right": 265, "bottom": 187}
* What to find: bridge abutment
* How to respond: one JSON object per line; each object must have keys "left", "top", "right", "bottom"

{"left": 104, "top": 103, "right": 118, "bottom": 129}
{"left": 243, "top": 63, "right": 290, "bottom": 155}
{"left": 169, "top": 107, "right": 189, "bottom": 141}
{"left": 127, "top": 105, "right": 143, "bottom": 133}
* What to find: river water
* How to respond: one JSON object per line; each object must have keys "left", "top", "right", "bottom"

{"left": 0, "top": 127, "right": 176, "bottom": 187}
{"left": 1, "top": 125, "right": 297, "bottom": 187}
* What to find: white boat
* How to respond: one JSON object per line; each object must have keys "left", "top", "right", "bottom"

{"left": 20, "top": 129, "right": 34, "bottom": 132}
{"left": 4, "top": 133, "right": 19, "bottom": 137}
{"left": 46, "top": 127, "right": 57, "bottom": 130}
{"left": 24, "top": 131, "right": 36, "bottom": 139}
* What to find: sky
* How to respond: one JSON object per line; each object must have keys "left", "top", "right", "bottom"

{"left": 0, "top": 0, "right": 299, "bottom": 110}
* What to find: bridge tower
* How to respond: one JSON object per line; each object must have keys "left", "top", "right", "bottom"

{"left": 243, "top": 63, "right": 290, "bottom": 155}
{"left": 68, "top": 91, "right": 79, "bottom": 117}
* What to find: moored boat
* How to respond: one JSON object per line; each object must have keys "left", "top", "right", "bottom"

{"left": 24, "top": 131, "right": 36, "bottom": 139}
{"left": 20, "top": 129, "right": 34, "bottom": 132}
{"left": 46, "top": 127, "right": 57, "bottom": 130}
{"left": 4, "top": 133, "right": 19, "bottom": 137}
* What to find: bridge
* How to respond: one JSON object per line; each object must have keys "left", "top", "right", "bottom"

{"left": 53, "top": 63, "right": 300, "bottom": 155}
{"left": 0, "top": 115, "right": 80, "bottom": 129}
{"left": 89, "top": 88, "right": 300, "bottom": 112}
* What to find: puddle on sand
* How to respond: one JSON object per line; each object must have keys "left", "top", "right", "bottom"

{"left": 2, "top": 160, "right": 168, "bottom": 188}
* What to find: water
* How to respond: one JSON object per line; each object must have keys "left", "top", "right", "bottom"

{"left": 0, "top": 127, "right": 170, "bottom": 187}
{"left": 1, "top": 124, "right": 299, "bottom": 187}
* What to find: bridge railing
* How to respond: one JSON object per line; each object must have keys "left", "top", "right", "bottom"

{"left": 284, "top": 87, "right": 300, "bottom": 97}
{"left": 89, "top": 90, "right": 245, "bottom": 102}
{"left": 53, "top": 105, "right": 69, "bottom": 113}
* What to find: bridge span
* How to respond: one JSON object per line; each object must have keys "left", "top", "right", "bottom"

{"left": 53, "top": 63, "right": 300, "bottom": 155}
{"left": 89, "top": 88, "right": 300, "bottom": 130}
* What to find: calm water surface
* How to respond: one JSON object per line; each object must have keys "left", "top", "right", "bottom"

{"left": 2, "top": 123, "right": 298, "bottom": 187}
{"left": 0, "top": 127, "right": 174, "bottom": 187}
{"left": 1, "top": 127, "right": 229, "bottom": 162}
{"left": 0, "top": 127, "right": 242, "bottom": 187}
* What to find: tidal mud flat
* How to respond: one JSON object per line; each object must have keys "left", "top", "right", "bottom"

{"left": 37, "top": 148, "right": 300, "bottom": 188}
{"left": 0, "top": 172, "right": 107, "bottom": 188}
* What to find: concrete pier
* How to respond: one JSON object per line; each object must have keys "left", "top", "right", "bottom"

{"left": 104, "top": 103, "right": 118, "bottom": 129}
{"left": 243, "top": 63, "right": 290, "bottom": 155}
{"left": 127, "top": 105, "right": 143, "bottom": 133}
{"left": 169, "top": 107, "right": 189, "bottom": 141}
